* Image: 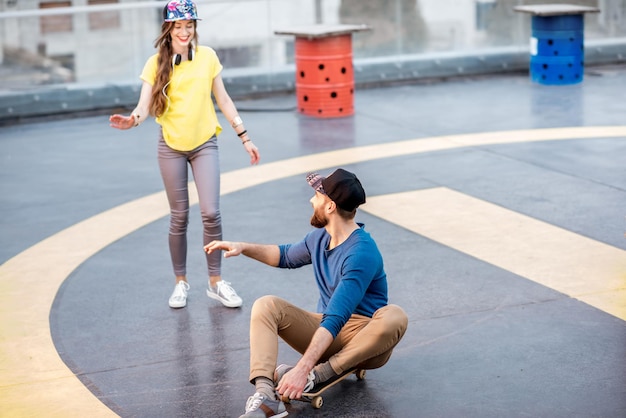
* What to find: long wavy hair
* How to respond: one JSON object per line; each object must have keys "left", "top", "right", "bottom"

{"left": 149, "top": 21, "right": 198, "bottom": 117}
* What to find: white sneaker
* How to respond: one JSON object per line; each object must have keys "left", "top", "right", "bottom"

{"left": 239, "top": 392, "right": 287, "bottom": 418}
{"left": 169, "top": 281, "right": 190, "bottom": 308}
{"left": 207, "top": 280, "right": 242, "bottom": 308}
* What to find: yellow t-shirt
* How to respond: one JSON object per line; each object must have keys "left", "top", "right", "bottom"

{"left": 140, "top": 46, "right": 223, "bottom": 151}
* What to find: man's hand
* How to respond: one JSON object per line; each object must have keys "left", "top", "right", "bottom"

{"left": 204, "top": 240, "right": 243, "bottom": 258}
{"left": 276, "top": 365, "right": 312, "bottom": 400}
{"left": 276, "top": 327, "right": 334, "bottom": 399}
{"left": 205, "top": 240, "right": 280, "bottom": 266}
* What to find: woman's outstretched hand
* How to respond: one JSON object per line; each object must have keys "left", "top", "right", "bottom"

{"left": 109, "top": 114, "right": 135, "bottom": 130}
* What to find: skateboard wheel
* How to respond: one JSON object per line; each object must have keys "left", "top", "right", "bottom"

{"left": 355, "top": 369, "right": 366, "bottom": 380}
{"left": 311, "top": 395, "right": 323, "bottom": 409}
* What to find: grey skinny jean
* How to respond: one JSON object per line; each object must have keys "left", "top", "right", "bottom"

{"left": 158, "top": 133, "right": 221, "bottom": 277}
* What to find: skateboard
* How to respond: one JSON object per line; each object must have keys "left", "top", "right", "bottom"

{"left": 281, "top": 368, "right": 366, "bottom": 409}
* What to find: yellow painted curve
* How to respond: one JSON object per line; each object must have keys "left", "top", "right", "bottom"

{"left": 1, "top": 126, "right": 625, "bottom": 416}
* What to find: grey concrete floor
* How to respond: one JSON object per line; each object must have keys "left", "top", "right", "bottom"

{"left": 1, "top": 66, "right": 625, "bottom": 417}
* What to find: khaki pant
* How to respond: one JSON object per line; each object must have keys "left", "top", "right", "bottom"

{"left": 249, "top": 295, "right": 408, "bottom": 382}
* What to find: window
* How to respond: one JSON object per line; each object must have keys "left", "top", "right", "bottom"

{"left": 88, "top": 0, "right": 120, "bottom": 31}
{"left": 40, "top": 1, "right": 72, "bottom": 34}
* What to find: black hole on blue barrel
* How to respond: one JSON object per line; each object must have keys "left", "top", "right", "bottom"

{"left": 318, "top": 64, "right": 325, "bottom": 70}
{"left": 568, "top": 63, "right": 572, "bottom": 68}
{"left": 330, "top": 92, "right": 337, "bottom": 99}
{"left": 575, "top": 74, "right": 580, "bottom": 78}
{"left": 303, "top": 95, "right": 308, "bottom": 102}
{"left": 543, "top": 64, "right": 548, "bottom": 69}
{"left": 554, "top": 51, "right": 559, "bottom": 56}
{"left": 341, "top": 67, "right": 346, "bottom": 74}
{"left": 569, "top": 38, "right": 574, "bottom": 42}
{"left": 542, "top": 75, "right": 546, "bottom": 80}
{"left": 548, "top": 39, "right": 553, "bottom": 45}
{"left": 559, "top": 75, "right": 564, "bottom": 80}
{"left": 300, "top": 71, "right": 305, "bottom": 78}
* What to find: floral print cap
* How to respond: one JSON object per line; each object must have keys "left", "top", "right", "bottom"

{"left": 163, "top": 0, "right": 201, "bottom": 21}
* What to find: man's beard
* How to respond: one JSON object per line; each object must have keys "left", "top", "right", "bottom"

{"left": 310, "top": 206, "right": 328, "bottom": 228}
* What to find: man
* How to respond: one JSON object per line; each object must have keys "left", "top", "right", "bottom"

{"left": 205, "top": 168, "right": 408, "bottom": 418}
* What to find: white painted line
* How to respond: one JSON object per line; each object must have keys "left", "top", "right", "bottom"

{"left": 362, "top": 187, "right": 626, "bottom": 320}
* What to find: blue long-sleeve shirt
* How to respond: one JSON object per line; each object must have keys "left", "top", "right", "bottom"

{"left": 278, "top": 224, "right": 388, "bottom": 338}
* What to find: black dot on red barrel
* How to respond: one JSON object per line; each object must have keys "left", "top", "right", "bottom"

{"left": 325, "top": 77, "right": 330, "bottom": 82}
{"left": 330, "top": 92, "right": 337, "bottom": 99}
{"left": 350, "top": 88, "right": 354, "bottom": 94}
{"left": 318, "top": 64, "right": 324, "bottom": 70}
{"left": 341, "top": 67, "right": 346, "bottom": 74}
{"left": 300, "top": 71, "right": 305, "bottom": 78}
{"left": 303, "top": 95, "right": 308, "bottom": 102}
{"left": 318, "top": 109, "right": 323, "bottom": 113}
{"left": 339, "top": 108, "right": 343, "bottom": 112}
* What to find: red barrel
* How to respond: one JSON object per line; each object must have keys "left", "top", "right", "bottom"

{"left": 295, "top": 34, "right": 354, "bottom": 118}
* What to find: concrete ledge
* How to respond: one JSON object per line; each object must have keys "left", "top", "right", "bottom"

{"left": 1, "top": 39, "right": 624, "bottom": 123}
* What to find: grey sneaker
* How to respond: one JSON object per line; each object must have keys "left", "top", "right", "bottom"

{"left": 239, "top": 392, "right": 287, "bottom": 418}
{"left": 168, "top": 281, "right": 190, "bottom": 308}
{"left": 206, "top": 280, "right": 242, "bottom": 308}
{"left": 273, "top": 364, "right": 315, "bottom": 393}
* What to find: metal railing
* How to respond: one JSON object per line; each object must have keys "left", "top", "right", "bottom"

{"left": 1, "top": 0, "right": 625, "bottom": 122}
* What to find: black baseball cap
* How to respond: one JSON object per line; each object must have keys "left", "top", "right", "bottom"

{"left": 306, "top": 168, "right": 366, "bottom": 211}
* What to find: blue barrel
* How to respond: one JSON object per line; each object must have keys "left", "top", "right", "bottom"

{"left": 529, "top": 14, "right": 584, "bottom": 85}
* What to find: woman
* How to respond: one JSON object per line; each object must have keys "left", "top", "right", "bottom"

{"left": 110, "top": 0, "right": 259, "bottom": 309}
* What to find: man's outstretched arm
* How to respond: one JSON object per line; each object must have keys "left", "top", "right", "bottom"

{"left": 204, "top": 240, "right": 280, "bottom": 267}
